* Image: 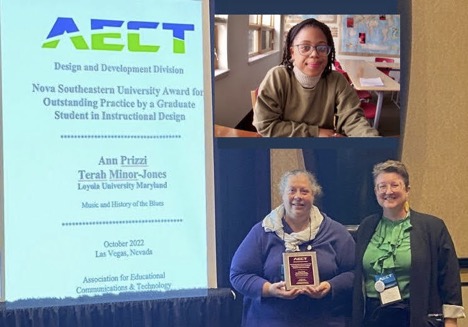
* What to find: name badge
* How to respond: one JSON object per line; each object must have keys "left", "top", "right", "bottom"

{"left": 374, "top": 273, "right": 402, "bottom": 305}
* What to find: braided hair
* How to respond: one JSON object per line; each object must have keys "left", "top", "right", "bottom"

{"left": 281, "top": 18, "right": 335, "bottom": 78}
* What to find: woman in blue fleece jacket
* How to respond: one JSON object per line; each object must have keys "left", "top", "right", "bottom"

{"left": 230, "top": 169, "right": 355, "bottom": 327}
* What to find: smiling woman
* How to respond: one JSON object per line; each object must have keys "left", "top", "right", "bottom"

{"left": 280, "top": 171, "right": 318, "bottom": 232}
{"left": 252, "top": 18, "right": 379, "bottom": 138}
{"left": 352, "top": 160, "right": 465, "bottom": 327}
{"left": 230, "top": 169, "right": 355, "bottom": 327}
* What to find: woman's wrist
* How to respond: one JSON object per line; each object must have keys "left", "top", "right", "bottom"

{"left": 262, "top": 282, "right": 272, "bottom": 297}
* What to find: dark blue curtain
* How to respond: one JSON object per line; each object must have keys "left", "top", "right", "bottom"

{"left": 302, "top": 147, "right": 399, "bottom": 225}
{"left": 214, "top": 144, "right": 271, "bottom": 289}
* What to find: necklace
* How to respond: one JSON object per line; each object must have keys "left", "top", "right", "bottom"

{"left": 305, "top": 220, "right": 313, "bottom": 250}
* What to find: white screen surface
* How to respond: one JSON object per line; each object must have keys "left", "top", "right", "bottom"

{"left": 0, "top": 0, "right": 214, "bottom": 304}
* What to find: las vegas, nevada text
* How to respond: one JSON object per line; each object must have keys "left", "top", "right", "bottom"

{"left": 94, "top": 238, "right": 153, "bottom": 259}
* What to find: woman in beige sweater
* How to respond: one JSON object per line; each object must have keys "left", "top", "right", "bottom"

{"left": 253, "top": 18, "right": 379, "bottom": 137}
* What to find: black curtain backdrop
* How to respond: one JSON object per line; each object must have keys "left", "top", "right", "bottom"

{"left": 0, "top": 289, "right": 236, "bottom": 327}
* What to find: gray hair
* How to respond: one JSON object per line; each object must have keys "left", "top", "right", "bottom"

{"left": 278, "top": 169, "right": 322, "bottom": 196}
{"left": 372, "top": 160, "right": 410, "bottom": 188}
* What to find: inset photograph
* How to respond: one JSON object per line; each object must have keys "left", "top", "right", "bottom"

{"left": 214, "top": 15, "right": 401, "bottom": 138}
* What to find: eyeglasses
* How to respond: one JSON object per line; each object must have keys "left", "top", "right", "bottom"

{"left": 294, "top": 44, "right": 331, "bottom": 56}
{"left": 375, "top": 182, "right": 404, "bottom": 193}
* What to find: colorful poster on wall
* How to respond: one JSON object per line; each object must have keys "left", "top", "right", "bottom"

{"left": 339, "top": 15, "right": 400, "bottom": 57}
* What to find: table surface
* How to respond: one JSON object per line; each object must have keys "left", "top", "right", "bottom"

{"left": 214, "top": 124, "right": 261, "bottom": 138}
{"left": 340, "top": 59, "right": 400, "bottom": 92}
{"left": 371, "top": 61, "right": 401, "bottom": 70}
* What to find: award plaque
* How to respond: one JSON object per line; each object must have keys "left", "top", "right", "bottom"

{"left": 282, "top": 251, "right": 320, "bottom": 290}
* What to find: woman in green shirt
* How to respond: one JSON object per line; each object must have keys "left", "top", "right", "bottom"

{"left": 352, "top": 160, "right": 465, "bottom": 327}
